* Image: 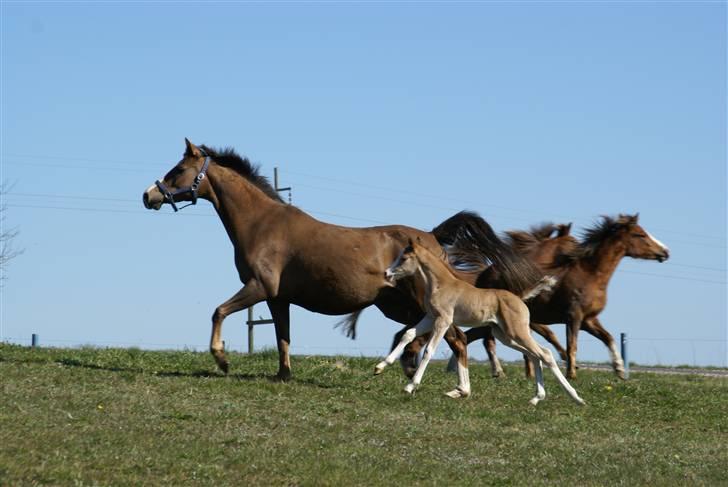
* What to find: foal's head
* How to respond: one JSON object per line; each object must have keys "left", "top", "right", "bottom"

{"left": 143, "top": 138, "right": 212, "bottom": 211}
{"left": 385, "top": 240, "right": 422, "bottom": 283}
{"left": 585, "top": 214, "right": 670, "bottom": 262}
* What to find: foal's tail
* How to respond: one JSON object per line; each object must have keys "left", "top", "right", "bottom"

{"left": 432, "top": 210, "right": 544, "bottom": 295}
{"left": 520, "top": 275, "right": 557, "bottom": 301}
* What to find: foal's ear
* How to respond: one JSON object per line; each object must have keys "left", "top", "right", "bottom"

{"left": 184, "top": 138, "right": 202, "bottom": 157}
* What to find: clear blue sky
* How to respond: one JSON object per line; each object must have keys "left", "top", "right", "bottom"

{"left": 2, "top": 2, "right": 726, "bottom": 367}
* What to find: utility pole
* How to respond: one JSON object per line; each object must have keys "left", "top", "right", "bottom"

{"left": 245, "top": 167, "right": 292, "bottom": 353}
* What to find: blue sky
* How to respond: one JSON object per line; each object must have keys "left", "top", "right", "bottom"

{"left": 2, "top": 2, "right": 726, "bottom": 367}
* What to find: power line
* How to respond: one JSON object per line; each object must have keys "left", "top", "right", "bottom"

{"left": 5, "top": 153, "right": 725, "bottom": 244}
{"left": 7, "top": 203, "right": 725, "bottom": 285}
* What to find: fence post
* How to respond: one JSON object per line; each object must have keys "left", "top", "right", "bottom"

{"left": 248, "top": 307, "right": 254, "bottom": 354}
{"left": 620, "top": 332, "right": 629, "bottom": 379}
{"left": 31, "top": 334, "right": 39, "bottom": 348}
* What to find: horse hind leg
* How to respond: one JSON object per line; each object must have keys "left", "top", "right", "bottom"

{"left": 490, "top": 326, "right": 546, "bottom": 406}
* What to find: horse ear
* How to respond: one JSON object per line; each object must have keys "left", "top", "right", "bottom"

{"left": 184, "top": 138, "right": 201, "bottom": 157}
{"left": 558, "top": 223, "right": 572, "bottom": 236}
{"left": 633, "top": 212, "right": 640, "bottom": 222}
{"left": 416, "top": 236, "right": 423, "bottom": 245}
{"left": 407, "top": 237, "right": 415, "bottom": 247}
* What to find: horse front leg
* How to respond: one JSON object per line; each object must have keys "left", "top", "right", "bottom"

{"left": 267, "top": 299, "right": 292, "bottom": 381}
{"left": 582, "top": 317, "right": 624, "bottom": 379}
{"left": 376, "top": 315, "right": 434, "bottom": 375}
{"left": 400, "top": 332, "right": 427, "bottom": 379}
{"left": 211, "top": 279, "right": 267, "bottom": 373}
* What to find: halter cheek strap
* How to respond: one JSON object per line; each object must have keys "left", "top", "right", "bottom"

{"left": 155, "top": 155, "right": 211, "bottom": 212}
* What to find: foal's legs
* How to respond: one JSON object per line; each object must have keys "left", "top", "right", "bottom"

{"left": 375, "top": 315, "right": 434, "bottom": 374}
{"left": 491, "top": 324, "right": 585, "bottom": 405}
{"left": 211, "top": 279, "right": 267, "bottom": 373}
{"left": 404, "top": 317, "right": 453, "bottom": 395}
{"left": 267, "top": 299, "right": 292, "bottom": 381}
{"left": 581, "top": 317, "right": 625, "bottom": 379}
{"left": 522, "top": 323, "right": 567, "bottom": 379}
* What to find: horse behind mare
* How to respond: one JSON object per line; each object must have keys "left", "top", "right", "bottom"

{"left": 461, "top": 214, "right": 670, "bottom": 379}
{"left": 142, "top": 139, "right": 544, "bottom": 381}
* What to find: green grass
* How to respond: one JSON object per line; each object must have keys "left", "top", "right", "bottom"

{"left": 1, "top": 344, "right": 726, "bottom": 486}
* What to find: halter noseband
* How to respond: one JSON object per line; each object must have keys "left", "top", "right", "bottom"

{"left": 155, "top": 152, "right": 211, "bottom": 212}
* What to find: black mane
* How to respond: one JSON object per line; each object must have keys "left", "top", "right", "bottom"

{"left": 200, "top": 145, "right": 284, "bottom": 203}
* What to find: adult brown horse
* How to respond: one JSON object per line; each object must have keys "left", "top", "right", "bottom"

{"left": 142, "top": 139, "right": 543, "bottom": 380}
{"left": 456, "top": 215, "right": 670, "bottom": 380}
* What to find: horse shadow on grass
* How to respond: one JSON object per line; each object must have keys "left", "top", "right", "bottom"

{"left": 53, "top": 357, "right": 342, "bottom": 388}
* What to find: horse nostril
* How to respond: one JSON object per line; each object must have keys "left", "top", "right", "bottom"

{"left": 143, "top": 192, "right": 150, "bottom": 208}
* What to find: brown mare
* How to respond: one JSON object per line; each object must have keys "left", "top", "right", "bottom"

{"left": 378, "top": 240, "right": 584, "bottom": 405}
{"left": 142, "top": 139, "right": 544, "bottom": 380}
{"left": 460, "top": 214, "right": 670, "bottom": 380}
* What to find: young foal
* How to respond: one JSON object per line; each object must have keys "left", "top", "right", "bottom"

{"left": 378, "top": 240, "right": 585, "bottom": 406}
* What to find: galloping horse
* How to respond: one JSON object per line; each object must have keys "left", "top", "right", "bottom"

{"left": 379, "top": 240, "right": 584, "bottom": 405}
{"left": 459, "top": 215, "right": 670, "bottom": 379}
{"left": 142, "top": 139, "right": 543, "bottom": 380}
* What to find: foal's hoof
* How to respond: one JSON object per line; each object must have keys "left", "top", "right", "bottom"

{"left": 373, "top": 362, "right": 386, "bottom": 375}
{"left": 403, "top": 383, "right": 416, "bottom": 394}
{"left": 444, "top": 388, "right": 470, "bottom": 399}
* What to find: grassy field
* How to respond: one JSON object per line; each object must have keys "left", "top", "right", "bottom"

{"left": 1, "top": 344, "right": 726, "bottom": 486}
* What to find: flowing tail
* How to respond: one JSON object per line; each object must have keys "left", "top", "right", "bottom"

{"left": 432, "top": 210, "right": 544, "bottom": 296}
{"left": 520, "top": 276, "right": 557, "bottom": 301}
{"left": 335, "top": 309, "right": 364, "bottom": 340}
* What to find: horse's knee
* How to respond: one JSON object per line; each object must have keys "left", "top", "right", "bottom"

{"left": 212, "top": 307, "right": 226, "bottom": 323}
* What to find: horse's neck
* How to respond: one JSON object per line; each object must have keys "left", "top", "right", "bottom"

{"left": 581, "top": 239, "right": 626, "bottom": 289}
{"left": 206, "top": 164, "right": 282, "bottom": 252}
{"left": 418, "top": 250, "right": 457, "bottom": 294}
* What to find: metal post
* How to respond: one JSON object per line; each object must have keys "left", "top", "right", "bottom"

{"left": 31, "top": 333, "right": 39, "bottom": 348}
{"left": 248, "top": 306, "right": 254, "bottom": 354}
{"left": 620, "top": 332, "right": 629, "bottom": 379}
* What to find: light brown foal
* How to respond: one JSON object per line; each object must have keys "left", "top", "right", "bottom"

{"left": 377, "top": 240, "right": 585, "bottom": 405}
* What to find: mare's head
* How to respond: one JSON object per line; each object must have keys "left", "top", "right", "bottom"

{"left": 583, "top": 214, "right": 670, "bottom": 262}
{"left": 143, "top": 139, "right": 212, "bottom": 211}
{"left": 385, "top": 239, "right": 423, "bottom": 283}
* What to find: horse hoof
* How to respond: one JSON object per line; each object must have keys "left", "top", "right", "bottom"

{"left": 529, "top": 397, "right": 541, "bottom": 406}
{"left": 373, "top": 362, "right": 386, "bottom": 375}
{"left": 275, "top": 370, "right": 292, "bottom": 382}
{"left": 403, "top": 383, "right": 416, "bottom": 394}
{"left": 217, "top": 361, "right": 229, "bottom": 375}
{"left": 445, "top": 388, "right": 470, "bottom": 399}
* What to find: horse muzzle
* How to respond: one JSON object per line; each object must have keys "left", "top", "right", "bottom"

{"left": 143, "top": 185, "right": 164, "bottom": 211}
{"left": 656, "top": 249, "right": 670, "bottom": 263}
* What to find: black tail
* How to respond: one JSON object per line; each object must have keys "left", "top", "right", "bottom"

{"left": 335, "top": 309, "right": 364, "bottom": 340}
{"left": 432, "top": 210, "right": 544, "bottom": 295}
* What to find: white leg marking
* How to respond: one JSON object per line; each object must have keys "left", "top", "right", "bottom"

{"left": 609, "top": 341, "right": 625, "bottom": 373}
{"left": 445, "top": 359, "right": 471, "bottom": 398}
{"left": 405, "top": 320, "right": 449, "bottom": 394}
{"left": 375, "top": 316, "right": 433, "bottom": 375}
